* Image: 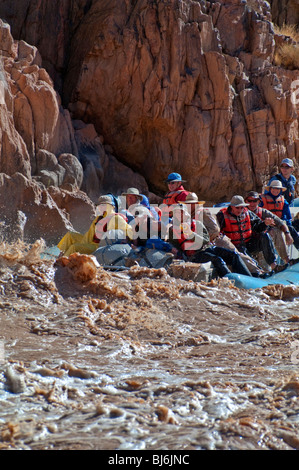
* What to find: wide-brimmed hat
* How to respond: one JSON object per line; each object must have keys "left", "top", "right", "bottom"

{"left": 265, "top": 180, "right": 286, "bottom": 191}
{"left": 97, "top": 195, "right": 115, "bottom": 206}
{"left": 280, "top": 158, "right": 294, "bottom": 168}
{"left": 183, "top": 192, "right": 205, "bottom": 205}
{"left": 245, "top": 191, "right": 260, "bottom": 201}
{"left": 165, "top": 172, "right": 186, "bottom": 183}
{"left": 121, "top": 187, "right": 143, "bottom": 200}
{"left": 229, "top": 195, "right": 249, "bottom": 207}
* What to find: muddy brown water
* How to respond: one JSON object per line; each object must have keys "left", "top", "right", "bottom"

{"left": 0, "top": 241, "right": 299, "bottom": 451}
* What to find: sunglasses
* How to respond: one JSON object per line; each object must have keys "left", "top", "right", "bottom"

{"left": 280, "top": 165, "right": 291, "bottom": 168}
{"left": 246, "top": 198, "right": 259, "bottom": 202}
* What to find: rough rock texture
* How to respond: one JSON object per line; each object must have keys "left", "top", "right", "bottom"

{"left": 0, "top": 0, "right": 299, "bottom": 222}
{"left": 0, "top": 172, "right": 73, "bottom": 244}
{"left": 0, "top": 15, "right": 149, "bottom": 243}
{"left": 65, "top": 0, "right": 299, "bottom": 199}
{"left": 0, "top": 18, "right": 91, "bottom": 243}
{"left": 270, "top": 0, "right": 299, "bottom": 26}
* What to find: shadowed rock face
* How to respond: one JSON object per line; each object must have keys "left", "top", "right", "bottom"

{"left": 0, "top": 10, "right": 148, "bottom": 244}
{"left": 270, "top": 0, "right": 299, "bottom": 27}
{"left": 0, "top": 0, "right": 299, "bottom": 208}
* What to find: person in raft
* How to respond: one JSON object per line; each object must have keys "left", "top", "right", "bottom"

{"left": 166, "top": 203, "right": 253, "bottom": 278}
{"left": 245, "top": 190, "right": 293, "bottom": 268}
{"left": 216, "top": 195, "right": 280, "bottom": 275}
{"left": 57, "top": 195, "right": 132, "bottom": 257}
{"left": 259, "top": 179, "right": 299, "bottom": 252}
{"left": 119, "top": 187, "right": 145, "bottom": 223}
{"left": 163, "top": 172, "right": 189, "bottom": 205}
{"left": 268, "top": 158, "right": 297, "bottom": 206}
{"left": 183, "top": 192, "right": 263, "bottom": 276}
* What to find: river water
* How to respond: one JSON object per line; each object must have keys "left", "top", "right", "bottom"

{"left": 0, "top": 240, "right": 299, "bottom": 451}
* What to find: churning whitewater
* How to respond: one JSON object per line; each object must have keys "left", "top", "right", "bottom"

{"left": 0, "top": 240, "right": 299, "bottom": 450}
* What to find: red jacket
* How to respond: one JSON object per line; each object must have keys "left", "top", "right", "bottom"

{"left": 253, "top": 206, "right": 263, "bottom": 219}
{"left": 163, "top": 185, "right": 189, "bottom": 206}
{"left": 172, "top": 220, "right": 197, "bottom": 256}
{"left": 219, "top": 207, "right": 252, "bottom": 247}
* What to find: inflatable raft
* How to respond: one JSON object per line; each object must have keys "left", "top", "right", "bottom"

{"left": 41, "top": 246, "right": 61, "bottom": 260}
{"left": 225, "top": 262, "right": 299, "bottom": 290}
{"left": 42, "top": 244, "right": 299, "bottom": 291}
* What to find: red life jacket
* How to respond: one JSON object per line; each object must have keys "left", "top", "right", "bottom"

{"left": 220, "top": 207, "right": 252, "bottom": 247}
{"left": 253, "top": 206, "right": 264, "bottom": 220}
{"left": 163, "top": 185, "right": 189, "bottom": 206}
{"left": 260, "top": 194, "right": 284, "bottom": 219}
{"left": 153, "top": 206, "right": 162, "bottom": 221}
{"left": 172, "top": 220, "right": 197, "bottom": 256}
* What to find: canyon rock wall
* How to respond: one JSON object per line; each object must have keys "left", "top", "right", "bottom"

{"left": 0, "top": 15, "right": 147, "bottom": 243}
{"left": 64, "top": 0, "right": 299, "bottom": 200}
{"left": 0, "top": 0, "right": 299, "bottom": 243}
{"left": 270, "top": 0, "right": 299, "bottom": 26}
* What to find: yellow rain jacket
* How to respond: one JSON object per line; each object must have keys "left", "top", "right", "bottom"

{"left": 57, "top": 205, "right": 133, "bottom": 257}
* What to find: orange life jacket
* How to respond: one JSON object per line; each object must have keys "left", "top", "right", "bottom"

{"left": 260, "top": 194, "right": 284, "bottom": 219}
{"left": 163, "top": 186, "right": 189, "bottom": 206}
{"left": 220, "top": 207, "right": 252, "bottom": 247}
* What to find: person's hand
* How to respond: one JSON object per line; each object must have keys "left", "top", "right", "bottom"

{"left": 180, "top": 223, "right": 192, "bottom": 236}
{"left": 285, "top": 233, "right": 294, "bottom": 245}
{"left": 264, "top": 217, "right": 275, "bottom": 226}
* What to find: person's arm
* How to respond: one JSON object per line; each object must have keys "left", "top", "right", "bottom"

{"left": 263, "top": 208, "right": 283, "bottom": 228}
{"left": 262, "top": 208, "right": 293, "bottom": 244}
{"left": 216, "top": 211, "right": 225, "bottom": 231}
{"left": 282, "top": 202, "right": 293, "bottom": 225}
{"left": 249, "top": 210, "right": 267, "bottom": 233}
{"left": 202, "top": 209, "right": 221, "bottom": 240}
{"left": 180, "top": 220, "right": 210, "bottom": 252}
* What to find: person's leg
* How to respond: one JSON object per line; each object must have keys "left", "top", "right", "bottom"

{"left": 292, "top": 218, "right": 299, "bottom": 232}
{"left": 288, "top": 225, "right": 299, "bottom": 250}
{"left": 212, "top": 246, "right": 252, "bottom": 277}
{"left": 214, "top": 236, "right": 261, "bottom": 274}
{"left": 268, "top": 227, "right": 290, "bottom": 263}
{"left": 190, "top": 248, "right": 230, "bottom": 277}
{"left": 64, "top": 242, "right": 99, "bottom": 257}
{"left": 246, "top": 232, "right": 277, "bottom": 269}
{"left": 57, "top": 231, "right": 84, "bottom": 254}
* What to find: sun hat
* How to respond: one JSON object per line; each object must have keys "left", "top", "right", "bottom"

{"left": 183, "top": 192, "right": 205, "bottom": 205}
{"left": 165, "top": 172, "right": 186, "bottom": 183}
{"left": 229, "top": 195, "right": 249, "bottom": 207}
{"left": 245, "top": 191, "right": 260, "bottom": 201}
{"left": 265, "top": 180, "right": 286, "bottom": 191}
{"left": 121, "top": 187, "right": 143, "bottom": 201}
{"left": 97, "top": 195, "right": 115, "bottom": 206}
{"left": 280, "top": 158, "right": 294, "bottom": 168}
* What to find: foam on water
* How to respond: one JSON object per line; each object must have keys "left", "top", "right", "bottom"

{"left": 0, "top": 242, "right": 299, "bottom": 449}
